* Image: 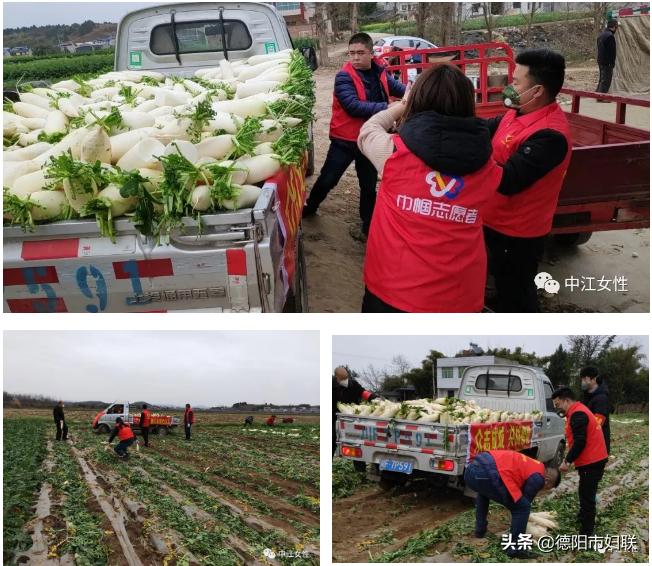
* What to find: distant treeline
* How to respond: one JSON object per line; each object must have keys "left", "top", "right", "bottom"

{"left": 3, "top": 392, "right": 319, "bottom": 412}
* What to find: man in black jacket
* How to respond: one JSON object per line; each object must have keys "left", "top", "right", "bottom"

{"left": 580, "top": 366, "right": 611, "bottom": 454}
{"left": 596, "top": 19, "right": 618, "bottom": 98}
{"left": 332, "top": 366, "right": 378, "bottom": 455}
{"left": 53, "top": 400, "right": 68, "bottom": 441}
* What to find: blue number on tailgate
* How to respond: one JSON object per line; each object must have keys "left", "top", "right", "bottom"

{"left": 23, "top": 267, "right": 58, "bottom": 313}
{"left": 75, "top": 265, "right": 108, "bottom": 312}
{"left": 121, "top": 260, "right": 144, "bottom": 306}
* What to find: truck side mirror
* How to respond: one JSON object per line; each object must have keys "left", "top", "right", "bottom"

{"left": 301, "top": 46, "right": 318, "bottom": 71}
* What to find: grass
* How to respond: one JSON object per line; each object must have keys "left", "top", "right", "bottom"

{"left": 332, "top": 458, "right": 369, "bottom": 499}
{"left": 360, "top": 10, "right": 593, "bottom": 35}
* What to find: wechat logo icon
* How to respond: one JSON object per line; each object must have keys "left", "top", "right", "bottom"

{"left": 534, "top": 272, "right": 560, "bottom": 295}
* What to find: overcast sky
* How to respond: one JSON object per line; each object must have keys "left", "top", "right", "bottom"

{"left": 4, "top": 331, "right": 319, "bottom": 406}
{"left": 3, "top": 2, "right": 167, "bottom": 29}
{"left": 333, "top": 335, "right": 649, "bottom": 373}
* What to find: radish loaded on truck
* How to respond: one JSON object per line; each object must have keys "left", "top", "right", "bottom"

{"left": 92, "top": 401, "right": 180, "bottom": 434}
{"left": 3, "top": 2, "right": 315, "bottom": 313}
{"left": 336, "top": 364, "right": 566, "bottom": 492}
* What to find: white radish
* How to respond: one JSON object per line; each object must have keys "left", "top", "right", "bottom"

{"left": 221, "top": 184, "right": 262, "bottom": 210}
{"left": 133, "top": 100, "right": 159, "bottom": 113}
{"left": 80, "top": 127, "right": 112, "bottom": 164}
{"left": 119, "top": 111, "right": 156, "bottom": 130}
{"left": 29, "top": 190, "right": 69, "bottom": 221}
{"left": 21, "top": 117, "right": 47, "bottom": 130}
{"left": 235, "top": 81, "right": 281, "bottom": 99}
{"left": 217, "top": 160, "right": 248, "bottom": 185}
{"left": 219, "top": 59, "right": 235, "bottom": 80}
{"left": 96, "top": 184, "right": 138, "bottom": 217}
{"left": 246, "top": 49, "right": 292, "bottom": 66}
{"left": 44, "top": 110, "right": 69, "bottom": 135}
{"left": 4, "top": 162, "right": 41, "bottom": 188}
{"left": 237, "top": 154, "right": 282, "bottom": 184}
{"left": 197, "top": 135, "right": 235, "bottom": 160}
{"left": 50, "top": 79, "right": 82, "bottom": 91}
{"left": 18, "top": 130, "right": 43, "bottom": 146}
{"left": 190, "top": 184, "right": 212, "bottom": 211}
{"left": 9, "top": 169, "right": 51, "bottom": 198}
{"left": 109, "top": 128, "right": 156, "bottom": 163}
{"left": 163, "top": 140, "right": 198, "bottom": 163}
{"left": 205, "top": 113, "right": 238, "bottom": 134}
{"left": 117, "top": 138, "right": 165, "bottom": 171}
{"left": 3, "top": 142, "right": 52, "bottom": 162}
{"left": 237, "top": 60, "right": 288, "bottom": 81}
{"left": 19, "top": 92, "right": 52, "bottom": 110}
{"left": 12, "top": 102, "right": 51, "bottom": 119}
{"left": 212, "top": 97, "right": 267, "bottom": 118}
{"left": 253, "top": 142, "right": 274, "bottom": 155}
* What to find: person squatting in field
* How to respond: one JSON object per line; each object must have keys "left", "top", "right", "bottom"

{"left": 108, "top": 417, "right": 136, "bottom": 458}
{"left": 302, "top": 32, "right": 405, "bottom": 241}
{"left": 464, "top": 449, "right": 561, "bottom": 558}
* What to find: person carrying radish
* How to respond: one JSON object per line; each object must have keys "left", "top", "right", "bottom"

{"left": 108, "top": 417, "right": 136, "bottom": 459}
{"left": 464, "top": 450, "right": 561, "bottom": 558}
{"left": 302, "top": 32, "right": 405, "bottom": 241}
{"left": 184, "top": 403, "right": 195, "bottom": 440}
{"left": 357, "top": 64, "right": 502, "bottom": 312}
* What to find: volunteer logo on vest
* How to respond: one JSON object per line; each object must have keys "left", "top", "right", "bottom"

{"left": 426, "top": 171, "right": 465, "bottom": 200}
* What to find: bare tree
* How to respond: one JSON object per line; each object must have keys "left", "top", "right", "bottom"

{"left": 566, "top": 335, "right": 617, "bottom": 368}
{"left": 358, "top": 364, "right": 389, "bottom": 392}
{"left": 315, "top": 3, "right": 330, "bottom": 66}
{"left": 392, "top": 2, "right": 398, "bottom": 36}
{"left": 590, "top": 2, "right": 609, "bottom": 37}
{"left": 437, "top": 3, "right": 456, "bottom": 47}
{"left": 391, "top": 355, "right": 412, "bottom": 377}
{"left": 416, "top": 2, "right": 430, "bottom": 39}
{"left": 481, "top": 2, "right": 497, "bottom": 42}
{"left": 521, "top": 2, "right": 539, "bottom": 47}
{"left": 351, "top": 3, "right": 358, "bottom": 35}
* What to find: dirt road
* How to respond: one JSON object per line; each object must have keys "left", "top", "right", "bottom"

{"left": 302, "top": 48, "right": 650, "bottom": 313}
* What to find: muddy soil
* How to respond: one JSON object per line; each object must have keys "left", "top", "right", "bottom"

{"left": 303, "top": 42, "right": 650, "bottom": 313}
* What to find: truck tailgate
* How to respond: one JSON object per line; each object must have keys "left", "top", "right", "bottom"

{"left": 4, "top": 207, "right": 266, "bottom": 313}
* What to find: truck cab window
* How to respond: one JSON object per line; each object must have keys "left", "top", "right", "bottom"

{"left": 544, "top": 382, "right": 555, "bottom": 412}
{"left": 150, "top": 19, "right": 252, "bottom": 55}
{"left": 475, "top": 374, "right": 523, "bottom": 393}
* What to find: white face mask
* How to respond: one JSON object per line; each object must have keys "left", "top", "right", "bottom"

{"left": 338, "top": 379, "right": 349, "bottom": 388}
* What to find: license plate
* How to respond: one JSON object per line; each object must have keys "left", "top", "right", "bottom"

{"left": 379, "top": 459, "right": 413, "bottom": 474}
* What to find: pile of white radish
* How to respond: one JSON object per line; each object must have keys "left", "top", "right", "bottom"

{"left": 526, "top": 511, "right": 559, "bottom": 540}
{"left": 3, "top": 48, "right": 314, "bottom": 242}
{"left": 337, "top": 397, "right": 544, "bottom": 425}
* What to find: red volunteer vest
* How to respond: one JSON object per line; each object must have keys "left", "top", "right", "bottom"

{"left": 565, "top": 401, "right": 608, "bottom": 467}
{"left": 490, "top": 450, "right": 545, "bottom": 503}
{"left": 141, "top": 409, "right": 151, "bottom": 427}
{"left": 364, "top": 135, "right": 502, "bottom": 312}
{"left": 329, "top": 60, "right": 390, "bottom": 142}
{"left": 117, "top": 424, "right": 135, "bottom": 441}
{"left": 483, "top": 102, "right": 572, "bottom": 237}
{"left": 184, "top": 408, "right": 194, "bottom": 424}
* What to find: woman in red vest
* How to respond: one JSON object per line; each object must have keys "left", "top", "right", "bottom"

{"left": 464, "top": 450, "right": 561, "bottom": 558}
{"left": 552, "top": 387, "right": 608, "bottom": 536}
{"left": 357, "top": 64, "right": 503, "bottom": 312}
{"left": 184, "top": 403, "right": 195, "bottom": 441}
{"left": 108, "top": 417, "right": 136, "bottom": 458}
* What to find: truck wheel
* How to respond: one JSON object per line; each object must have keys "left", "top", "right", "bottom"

{"left": 98, "top": 424, "right": 110, "bottom": 434}
{"left": 547, "top": 441, "right": 566, "bottom": 468}
{"left": 157, "top": 427, "right": 168, "bottom": 436}
{"left": 553, "top": 232, "right": 593, "bottom": 247}
{"left": 283, "top": 231, "right": 308, "bottom": 313}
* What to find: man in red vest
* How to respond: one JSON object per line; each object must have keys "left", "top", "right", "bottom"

{"left": 184, "top": 403, "right": 195, "bottom": 440}
{"left": 139, "top": 403, "right": 151, "bottom": 448}
{"left": 464, "top": 449, "right": 561, "bottom": 558}
{"left": 482, "top": 49, "right": 572, "bottom": 312}
{"left": 108, "top": 417, "right": 136, "bottom": 458}
{"left": 302, "top": 32, "right": 405, "bottom": 240}
{"left": 552, "top": 387, "right": 608, "bottom": 536}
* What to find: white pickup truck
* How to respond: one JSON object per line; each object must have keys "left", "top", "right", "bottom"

{"left": 3, "top": 2, "right": 312, "bottom": 313}
{"left": 336, "top": 364, "right": 566, "bottom": 490}
{"left": 92, "top": 401, "right": 180, "bottom": 434}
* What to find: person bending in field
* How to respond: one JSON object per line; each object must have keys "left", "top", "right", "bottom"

{"left": 108, "top": 417, "right": 136, "bottom": 458}
{"left": 244, "top": 415, "right": 254, "bottom": 426}
{"left": 53, "top": 400, "right": 68, "bottom": 441}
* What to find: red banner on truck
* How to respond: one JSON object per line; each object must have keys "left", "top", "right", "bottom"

{"left": 466, "top": 421, "right": 534, "bottom": 463}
